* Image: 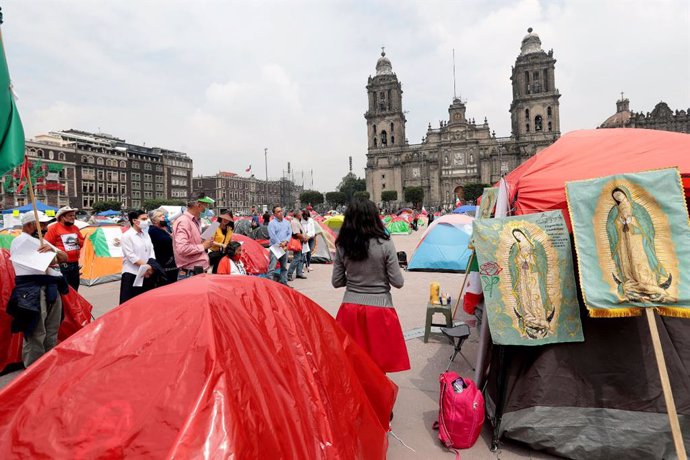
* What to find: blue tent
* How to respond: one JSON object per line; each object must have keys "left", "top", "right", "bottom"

{"left": 97, "top": 209, "right": 120, "bottom": 217}
{"left": 408, "top": 214, "right": 473, "bottom": 272}
{"left": 452, "top": 205, "right": 477, "bottom": 214}
{"left": 2, "top": 200, "right": 58, "bottom": 214}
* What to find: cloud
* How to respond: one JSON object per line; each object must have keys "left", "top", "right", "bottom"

{"left": 3, "top": 0, "right": 688, "bottom": 192}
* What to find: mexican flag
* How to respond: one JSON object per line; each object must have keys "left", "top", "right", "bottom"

{"left": 90, "top": 227, "right": 123, "bottom": 258}
{"left": 463, "top": 253, "right": 483, "bottom": 315}
{"left": 0, "top": 26, "right": 25, "bottom": 176}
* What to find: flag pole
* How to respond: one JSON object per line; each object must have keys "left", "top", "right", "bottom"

{"left": 452, "top": 250, "right": 474, "bottom": 319}
{"left": 645, "top": 308, "right": 687, "bottom": 459}
{"left": 24, "top": 161, "right": 44, "bottom": 244}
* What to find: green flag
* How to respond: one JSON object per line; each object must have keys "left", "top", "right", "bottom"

{"left": 0, "top": 26, "right": 25, "bottom": 176}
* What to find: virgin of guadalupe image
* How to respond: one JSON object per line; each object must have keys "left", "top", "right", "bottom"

{"left": 508, "top": 228, "right": 555, "bottom": 339}
{"left": 606, "top": 186, "right": 673, "bottom": 303}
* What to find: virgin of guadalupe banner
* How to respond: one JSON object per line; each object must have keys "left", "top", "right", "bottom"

{"left": 472, "top": 210, "right": 584, "bottom": 346}
{"left": 477, "top": 187, "right": 498, "bottom": 219}
{"left": 566, "top": 167, "right": 690, "bottom": 318}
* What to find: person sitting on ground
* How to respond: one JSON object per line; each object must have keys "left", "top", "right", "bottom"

{"left": 217, "top": 241, "right": 247, "bottom": 275}
{"left": 210, "top": 212, "right": 234, "bottom": 273}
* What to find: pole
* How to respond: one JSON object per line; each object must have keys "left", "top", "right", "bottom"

{"left": 264, "top": 147, "right": 268, "bottom": 206}
{"left": 645, "top": 308, "right": 687, "bottom": 459}
{"left": 25, "top": 162, "right": 44, "bottom": 244}
{"left": 452, "top": 251, "right": 474, "bottom": 319}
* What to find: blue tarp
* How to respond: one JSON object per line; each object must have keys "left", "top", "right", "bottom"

{"left": 408, "top": 222, "right": 472, "bottom": 272}
{"left": 97, "top": 210, "right": 120, "bottom": 216}
{"left": 2, "top": 201, "right": 58, "bottom": 214}
{"left": 452, "top": 205, "right": 477, "bottom": 214}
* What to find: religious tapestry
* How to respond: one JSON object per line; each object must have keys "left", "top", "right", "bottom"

{"left": 477, "top": 187, "right": 498, "bottom": 219}
{"left": 566, "top": 167, "right": 690, "bottom": 318}
{"left": 472, "top": 210, "right": 584, "bottom": 345}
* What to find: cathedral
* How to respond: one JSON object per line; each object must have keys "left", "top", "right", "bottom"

{"left": 364, "top": 28, "right": 561, "bottom": 207}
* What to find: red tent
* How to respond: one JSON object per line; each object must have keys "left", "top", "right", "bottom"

{"left": 231, "top": 233, "right": 269, "bottom": 274}
{"left": 0, "top": 249, "right": 93, "bottom": 372}
{"left": 503, "top": 129, "right": 690, "bottom": 230}
{"left": 0, "top": 275, "right": 396, "bottom": 458}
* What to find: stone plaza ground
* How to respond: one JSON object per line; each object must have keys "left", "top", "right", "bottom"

{"left": 0, "top": 229, "right": 557, "bottom": 459}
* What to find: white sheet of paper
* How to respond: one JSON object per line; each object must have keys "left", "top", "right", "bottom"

{"left": 270, "top": 243, "right": 286, "bottom": 259}
{"left": 10, "top": 237, "right": 56, "bottom": 273}
{"left": 201, "top": 222, "right": 219, "bottom": 240}
{"left": 133, "top": 264, "right": 149, "bottom": 287}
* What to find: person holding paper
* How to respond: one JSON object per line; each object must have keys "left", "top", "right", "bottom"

{"left": 119, "top": 210, "right": 157, "bottom": 304}
{"left": 301, "top": 209, "right": 316, "bottom": 271}
{"left": 267, "top": 206, "right": 292, "bottom": 285}
{"left": 173, "top": 194, "right": 215, "bottom": 279}
{"left": 8, "top": 211, "right": 69, "bottom": 367}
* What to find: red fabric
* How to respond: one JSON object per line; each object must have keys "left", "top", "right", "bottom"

{"left": 216, "top": 256, "right": 231, "bottom": 275}
{"left": 231, "top": 233, "right": 269, "bottom": 274}
{"left": 463, "top": 292, "right": 482, "bottom": 315}
{"left": 44, "top": 222, "right": 85, "bottom": 263}
{"left": 0, "top": 276, "right": 396, "bottom": 458}
{"left": 503, "top": 129, "right": 690, "bottom": 230}
{"left": 336, "top": 302, "right": 410, "bottom": 373}
{"left": 0, "top": 249, "right": 93, "bottom": 372}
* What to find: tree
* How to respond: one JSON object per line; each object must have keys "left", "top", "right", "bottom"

{"left": 92, "top": 200, "right": 122, "bottom": 214}
{"left": 325, "top": 191, "right": 347, "bottom": 207}
{"left": 404, "top": 186, "right": 424, "bottom": 208}
{"left": 462, "top": 183, "right": 491, "bottom": 203}
{"left": 381, "top": 190, "right": 398, "bottom": 203}
{"left": 353, "top": 190, "right": 370, "bottom": 199}
{"left": 337, "top": 173, "right": 366, "bottom": 201}
{"left": 143, "top": 199, "right": 186, "bottom": 210}
{"left": 299, "top": 190, "right": 324, "bottom": 205}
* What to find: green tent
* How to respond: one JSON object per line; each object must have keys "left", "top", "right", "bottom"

{"left": 385, "top": 219, "right": 411, "bottom": 235}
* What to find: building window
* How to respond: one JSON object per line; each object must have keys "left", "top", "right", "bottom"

{"left": 381, "top": 174, "right": 385, "bottom": 179}
{"left": 373, "top": 124, "right": 376, "bottom": 135}
{"left": 97, "top": 170, "right": 104, "bottom": 181}
{"left": 120, "top": 172, "right": 126, "bottom": 182}
{"left": 525, "top": 123, "right": 530, "bottom": 133}
{"left": 374, "top": 138, "right": 377, "bottom": 147}
{"left": 525, "top": 108, "right": 530, "bottom": 119}
{"left": 131, "top": 172, "right": 140, "bottom": 181}
{"left": 382, "top": 183, "right": 386, "bottom": 189}
{"left": 58, "top": 152, "right": 65, "bottom": 160}
{"left": 143, "top": 174, "right": 153, "bottom": 181}
{"left": 144, "top": 163, "right": 152, "bottom": 170}
{"left": 156, "top": 164, "right": 163, "bottom": 172}
{"left": 120, "top": 160, "right": 126, "bottom": 168}
{"left": 524, "top": 71, "right": 530, "bottom": 94}
{"left": 547, "top": 106, "right": 552, "bottom": 117}
{"left": 132, "top": 161, "right": 140, "bottom": 169}
{"left": 535, "top": 115, "right": 543, "bottom": 131}
{"left": 96, "top": 157, "right": 104, "bottom": 165}
{"left": 131, "top": 181, "right": 140, "bottom": 190}
{"left": 381, "top": 130, "right": 387, "bottom": 146}
{"left": 543, "top": 69, "right": 549, "bottom": 91}
{"left": 548, "top": 121, "right": 552, "bottom": 132}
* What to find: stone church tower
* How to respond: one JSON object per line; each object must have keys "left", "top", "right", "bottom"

{"left": 510, "top": 28, "right": 560, "bottom": 148}
{"left": 365, "top": 50, "right": 406, "bottom": 150}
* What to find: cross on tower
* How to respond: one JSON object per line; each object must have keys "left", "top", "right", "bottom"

{"left": 381, "top": 46, "right": 385, "bottom": 56}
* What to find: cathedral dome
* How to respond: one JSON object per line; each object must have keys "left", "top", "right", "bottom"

{"left": 520, "top": 27, "right": 543, "bottom": 56}
{"left": 376, "top": 50, "right": 393, "bottom": 76}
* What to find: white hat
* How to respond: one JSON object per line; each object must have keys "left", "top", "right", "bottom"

{"left": 56, "top": 206, "right": 79, "bottom": 219}
{"left": 21, "top": 211, "right": 54, "bottom": 225}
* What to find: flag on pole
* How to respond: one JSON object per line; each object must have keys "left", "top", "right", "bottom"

{"left": 463, "top": 254, "right": 482, "bottom": 314}
{"left": 0, "top": 22, "right": 25, "bottom": 176}
{"left": 245, "top": 165, "right": 252, "bottom": 173}
{"left": 14, "top": 156, "right": 28, "bottom": 193}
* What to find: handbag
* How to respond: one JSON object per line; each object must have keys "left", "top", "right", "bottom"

{"left": 287, "top": 235, "right": 302, "bottom": 252}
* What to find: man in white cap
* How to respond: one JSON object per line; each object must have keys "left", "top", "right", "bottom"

{"left": 8, "top": 211, "right": 68, "bottom": 367}
{"left": 44, "top": 206, "right": 84, "bottom": 291}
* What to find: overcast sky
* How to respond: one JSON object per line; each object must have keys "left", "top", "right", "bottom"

{"left": 4, "top": 0, "right": 688, "bottom": 191}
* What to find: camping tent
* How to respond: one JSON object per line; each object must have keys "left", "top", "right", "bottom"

{"left": 231, "top": 233, "right": 269, "bottom": 274}
{"left": 310, "top": 220, "right": 336, "bottom": 263}
{"left": 323, "top": 214, "right": 344, "bottom": 233}
{"left": 385, "top": 216, "right": 411, "bottom": 235}
{"left": 408, "top": 214, "right": 473, "bottom": 272}
{"left": 452, "top": 205, "right": 477, "bottom": 215}
{"left": 96, "top": 209, "right": 120, "bottom": 217}
{"left": 1, "top": 200, "right": 57, "bottom": 214}
{"left": 0, "top": 276, "right": 396, "bottom": 458}
{"left": 79, "top": 225, "right": 126, "bottom": 286}
{"left": 482, "top": 129, "right": 690, "bottom": 458}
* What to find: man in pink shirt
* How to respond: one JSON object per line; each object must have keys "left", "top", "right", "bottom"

{"left": 173, "top": 194, "right": 215, "bottom": 280}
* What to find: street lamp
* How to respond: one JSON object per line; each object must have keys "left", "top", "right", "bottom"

{"left": 264, "top": 147, "right": 268, "bottom": 209}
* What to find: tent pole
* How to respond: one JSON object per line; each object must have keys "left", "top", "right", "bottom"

{"left": 645, "top": 309, "right": 687, "bottom": 459}
{"left": 452, "top": 250, "right": 474, "bottom": 319}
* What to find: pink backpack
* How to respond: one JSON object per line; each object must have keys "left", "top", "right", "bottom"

{"left": 433, "top": 371, "right": 485, "bottom": 451}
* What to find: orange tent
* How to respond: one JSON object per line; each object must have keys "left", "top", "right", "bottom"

{"left": 79, "top": 225, "right": 126, "bottom": 286}
{"left": 503, "top": 128, "right": 690, "bottom": 230}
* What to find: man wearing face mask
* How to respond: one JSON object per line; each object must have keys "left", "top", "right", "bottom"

{"left": 119, "top": 210, "right": 156, "bottom": 304}
{"left": 8, "top": 211, "right": 68, "bottom": 367}
{"left": 148, "top": 210, "right": 178, "bottom": 284}
{"left": 44, "top": 206, "right": 84, "bottom": 291}
{"left": 173, "top": 193, "right": 215, "bottom": 280}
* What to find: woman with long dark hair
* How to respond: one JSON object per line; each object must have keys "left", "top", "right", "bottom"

{"left": 332, "top": 197, "right": 410, "bottom": 373}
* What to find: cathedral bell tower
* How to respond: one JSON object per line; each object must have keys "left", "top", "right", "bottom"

{"left": 510, "top": 28, "right": 560, "bottom": 143}
{"left": 365, "top": 50, "right": 406, "bottom": 150}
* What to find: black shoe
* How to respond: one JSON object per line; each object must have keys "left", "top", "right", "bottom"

{"left": 287, "top": 274, "right": 294, "bottom": 281}
{"left": 296, "top": 274, "right": 308, "bottom": 279}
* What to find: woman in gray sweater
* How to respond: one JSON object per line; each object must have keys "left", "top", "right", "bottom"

{"left": 332, "top": 197, "right": 410, "bottom": 373}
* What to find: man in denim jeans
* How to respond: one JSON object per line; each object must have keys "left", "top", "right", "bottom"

{"left": 173, "top": 194, "right": 215, "bottom": 280}
{"left": 267, "top": 206, "right": 291, "bottom": 285}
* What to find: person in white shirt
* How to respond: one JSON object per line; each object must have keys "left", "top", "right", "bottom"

{"left": 119, "top": 210, "right": 157, "bottom": 304}
{"left": 301, "top": 209, "right": 316, "bottom": 272}
{"left": 9, "top": 211, "right": 68, "bottom": 367}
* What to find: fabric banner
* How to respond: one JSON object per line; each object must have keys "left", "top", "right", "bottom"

{"left": 477, "top": 187, "right": 498, "bottom": 219}
{"left": 90, "top": 227, "right": 123, "bottom": 258}
{"left": 472, "top": 210, "right": 584, "bottom": 345}
{"left": 566, "top": 167, "right": 690, "bottom": 318}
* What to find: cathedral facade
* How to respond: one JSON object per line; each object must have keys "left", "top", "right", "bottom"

{"left": 365, "top": 29, "right": 560, "bottom": 208}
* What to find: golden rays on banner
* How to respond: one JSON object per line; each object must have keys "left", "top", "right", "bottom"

{"left": 473, "top": 211, "right": 584, "bottom": 345}
{"left": 567, "top": 167, "right": 690, "bottom": 318}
